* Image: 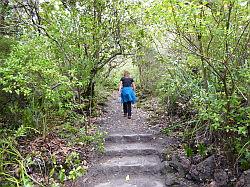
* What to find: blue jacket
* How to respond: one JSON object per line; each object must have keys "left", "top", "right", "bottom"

{"left": 121, "top": 87, "right": 137, "bottom": 104}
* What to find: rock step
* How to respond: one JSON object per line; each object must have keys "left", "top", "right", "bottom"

{"left": 94, "top": 176, "right": 165, "bottom": 187}
{"left": 105, "top": 134, "right": 154, "bottom": 143}
{"left": 105, "top": 143, "right": 160, "bottom": 156}
{"left": 92, "top": 155, "right": 163, "bottom": 176}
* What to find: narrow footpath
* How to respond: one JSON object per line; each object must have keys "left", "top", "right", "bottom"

{"left": 76, "top": 93, "right": 169, "bottom": 187}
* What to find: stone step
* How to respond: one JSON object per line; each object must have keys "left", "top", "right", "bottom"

{"left": 105, "top": 134, "right": 155, "bottom": 143}
{"left": 94, "top": 176, "right": 165, "bottom": 187}
{"left": 91, "top": 155, "right": 163, "bottom": 176}
{"left": 105, "top": 143, "right": 160, "bottom": 156}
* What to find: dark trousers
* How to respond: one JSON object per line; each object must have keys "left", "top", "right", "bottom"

{"left": 123, "top": 101, "right": 132, "bottom": 116}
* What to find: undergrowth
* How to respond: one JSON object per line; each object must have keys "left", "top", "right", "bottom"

{"left": 0, "top": 113, "right": 105, "bottom": 187}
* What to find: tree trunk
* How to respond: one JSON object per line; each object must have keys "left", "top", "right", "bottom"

{"left": 0, "top": 0, "right": 9, "bottom": 35}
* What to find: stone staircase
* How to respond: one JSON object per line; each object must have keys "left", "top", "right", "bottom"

{"left": 84, "top": 133, "right": 165, "bottom": 187}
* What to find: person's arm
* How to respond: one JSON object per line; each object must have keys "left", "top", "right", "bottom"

{"left": 118, "top": 81, "right": 123, "bottom": 94}
{"left": 132, "top": 82, "right": 136, "bottom": 91}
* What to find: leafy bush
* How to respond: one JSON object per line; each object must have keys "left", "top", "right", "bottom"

{"left": 0, "top": 37, "right": 73, "bottom": 133}
{"left": 140, "top": 0, "right": 250, "bottom": 171}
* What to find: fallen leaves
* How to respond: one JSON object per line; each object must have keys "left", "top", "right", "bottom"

{"left": 15, "top": 131, "right": 93, "bottom": 185}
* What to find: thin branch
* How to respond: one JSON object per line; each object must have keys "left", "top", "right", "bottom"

{"left": 167, "top": 34, "right": 224, "bottom": 80}
{"left": 97, "top": 51, "right": 122, "bottom": 70}
{"left": 230, "top": 19, "right": 250, "bottom": 62}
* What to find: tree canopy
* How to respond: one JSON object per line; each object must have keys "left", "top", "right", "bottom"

{"left": 0, "top": 0, "right": 249, "bottom": 186}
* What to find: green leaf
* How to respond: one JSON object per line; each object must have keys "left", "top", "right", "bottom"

{"left": 49, "top": 168, "right": 55, "bottom": 178}
{"left": 239, "top": 1, "right": 248, "bottom": 6}
{"left": 59, "top": 169, "right": 66, "bottom": 182}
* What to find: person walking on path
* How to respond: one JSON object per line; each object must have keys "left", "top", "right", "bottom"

{"left": 118, "top": 70, "right": 137, "bottom": 119}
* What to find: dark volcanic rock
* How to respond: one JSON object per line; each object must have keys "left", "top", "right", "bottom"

{"left": 189, "top": 155, "right": 215, "bottom": 182}
{"left": 168, "top": 154, "right": 191, "bottom": 177}
{"left": 192, "top": 155, "right": 203, "bottom": 164}
{"left": 165, "top": 174, "right": 200, "bottom": 187}
{"left": 164, "top": 161, "right": 175, "bottom": 173}
{"left": 214, "top": 169, "right": 228, "bottom": 186}
{"left": 207, "top": 181, "right": 219, "bottom": 187}
{"left": 236, "top": 169, "right": 250, "bottom": 187}
{"left": 165, "top": 174, "right": 180, "bottom": 186}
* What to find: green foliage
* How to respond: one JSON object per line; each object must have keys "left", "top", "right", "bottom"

{"left": 1, "top": 0, "right": 249, "bottom": 185}
{"left": 58, "top": 121, "right": 105, "bottom": 152}
{"left": 68, "top": 166, "right": 85, "bottom": 181}
{"left": 0, "top": 37, "right": 73, "bottom": 138}
{"left": 0, "top": 1, "right": 144, "bottom": 186}
{"left": 240, "top": 151, "right": 250, "bottom": 170}
{"left": 184, "top": 145, "right": 194, "bottom": 157}
{"left": 49, "top": 151, "right": 86, "bottom": 183}
{"left": 235, "top": 140, "right": 250, "bottom": 170}
{"left": 0, "top": 128, "right": 40, "bottom": 187}
{"left": 160, "top": 123, "right": 182, "bottom": 135}
{"left": 197, "top": 143, "right": 207, "bottom": 157}
{"left": 161, "top": 128, "right": 171, "bottom": 135}
{"left": 141, "top": 0, "right": 250, "bottom": 170}
{"left": 0, "top": 37, "right": 16, "bottom": 60}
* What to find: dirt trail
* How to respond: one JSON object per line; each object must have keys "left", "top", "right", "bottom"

{"left": 74, "top": 92, "right": 190, "bottom": 187}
